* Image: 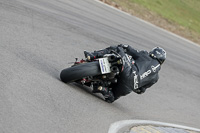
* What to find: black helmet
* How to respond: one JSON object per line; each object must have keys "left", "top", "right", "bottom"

{"left": 149, "top": 47, "right": 166, "bottom": 64}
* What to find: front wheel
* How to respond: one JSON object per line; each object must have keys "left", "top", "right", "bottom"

{"left": 60, "top": 61, "right": 101, "bottom": 83}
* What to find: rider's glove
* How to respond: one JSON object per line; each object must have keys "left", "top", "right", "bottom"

{"left": 118, "top": 44, "right": 129, "bottom": 49}
{"left": 118, "top": 44, "right": 129, "bottom": 53}
{"left": 117, "top": 46, "right": 125, "bottom": 56}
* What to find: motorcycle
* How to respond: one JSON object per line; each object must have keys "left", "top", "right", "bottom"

{"left": 60, "top": 50, "right": 125, "bottom": 93}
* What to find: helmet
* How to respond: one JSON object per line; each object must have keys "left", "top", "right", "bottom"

{"left": 149, "top": 47, "right": 166, "bottom": 64}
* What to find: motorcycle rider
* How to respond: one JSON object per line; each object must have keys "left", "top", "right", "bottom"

{"left": 84, "top": 44, "right": 166, "bottom": 103}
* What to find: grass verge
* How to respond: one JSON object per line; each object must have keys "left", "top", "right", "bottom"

{"left": 100, "top": 0, "right": 200, "bottom": 45}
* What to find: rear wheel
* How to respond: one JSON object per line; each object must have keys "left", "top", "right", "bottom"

{"left": 60, "top": 61, "right": 101, "bottom": 83}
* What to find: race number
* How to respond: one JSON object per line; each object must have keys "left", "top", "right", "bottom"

{"left": 99, "top": 58, "right": 111, "bottom": 74}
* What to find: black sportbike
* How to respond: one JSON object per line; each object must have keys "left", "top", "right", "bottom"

{"left": 60, "top": 50, "right": 127, "bottom": 95}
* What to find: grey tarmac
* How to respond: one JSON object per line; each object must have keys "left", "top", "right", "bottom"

{"left": 0, "top": 0, "right": 200, "bottom": 133}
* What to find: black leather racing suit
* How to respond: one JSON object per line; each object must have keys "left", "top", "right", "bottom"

{"left": 92, "top": 45, "right": 161, "bottom": 101}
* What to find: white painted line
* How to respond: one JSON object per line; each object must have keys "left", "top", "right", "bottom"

{"left": 94, "top": 0, "right": 200, "bottom": 48}
{"left": 108, "top": 120, "right": 200, "bottom": 133}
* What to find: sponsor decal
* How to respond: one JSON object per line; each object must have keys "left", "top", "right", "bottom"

{"left": 99, "top": 58, "right": 111, "bottom": 74}
{"left": 140, "top": 70, "right": 151, "bottom": 80}
{"left": 151, "top": 64, "right": 160, "bottom": 72}
{"left": 100, "top": 60, "right": 104, "bottom": 72}
{"left": 133, "top": 71, "right": 138, "bottom": 89}
{"left": 140, "top": 64, "right": 160, "bottom": 80}
{"left": 156, "top": 51, "right": 161, "bottom": 55}
{"left": 122, "top": 56, "right": 131, "bottom": 68}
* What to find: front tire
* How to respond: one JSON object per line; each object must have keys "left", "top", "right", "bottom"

{"left": 60, "top": 61, "right": 101, "bottom": 83}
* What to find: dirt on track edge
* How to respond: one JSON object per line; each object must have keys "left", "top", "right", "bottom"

{"left": 100, "top": 0, "right": 200, "bottom": 45}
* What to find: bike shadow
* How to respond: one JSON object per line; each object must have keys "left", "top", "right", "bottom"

{"left": 68, "top": 82, "right": 105, "bottom": 102}
{"left": 66, "top": 82, "right": 134, "bottom": 113}
{"left": 68, "top": 83, "right": 133, "bottom": 113}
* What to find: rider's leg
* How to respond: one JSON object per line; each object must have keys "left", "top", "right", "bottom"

{"left": 92, "top": 86, "right": 115, "bottom": 103}
{"left": 104, "top": 91, "right": 115, "bottom": 103}
{"left": 84, "top": 46, "right": 118, "bottom": 61}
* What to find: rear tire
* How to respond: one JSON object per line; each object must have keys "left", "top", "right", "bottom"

{"left": 60, "top": 61, "right": 101, "bottom": 83}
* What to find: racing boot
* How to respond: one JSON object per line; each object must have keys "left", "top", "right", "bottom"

{"left": 84, "top": 50, "right": 106, "bottom": 61}
{"left": 105, "top": 91, "right": 115, "bottom": 103}
{"left": 84, "top": 51, "right": 97, "bottom": 61}
{"left": 92, "top": 86, "right": 107, "bottom": 93}
{"left": 92, "top": 86, "right": 114, "bottom": 103}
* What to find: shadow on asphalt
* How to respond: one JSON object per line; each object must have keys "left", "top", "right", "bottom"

{"left": 59, "top": 79, "right": 135, "bottom": 114}
{"left": 67, "top": 82, "right": 105, "bottom": 102}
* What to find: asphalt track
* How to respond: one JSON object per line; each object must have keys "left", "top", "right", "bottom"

{"left": 0, "top": 0, "right": 200, "bottom": 133}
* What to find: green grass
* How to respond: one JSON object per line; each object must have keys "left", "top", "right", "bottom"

{"left": 129, "top": 0, "right": 200, "bottom": 34}
{"left": 105, "top": 0, "right": 200, "bottom": 43}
